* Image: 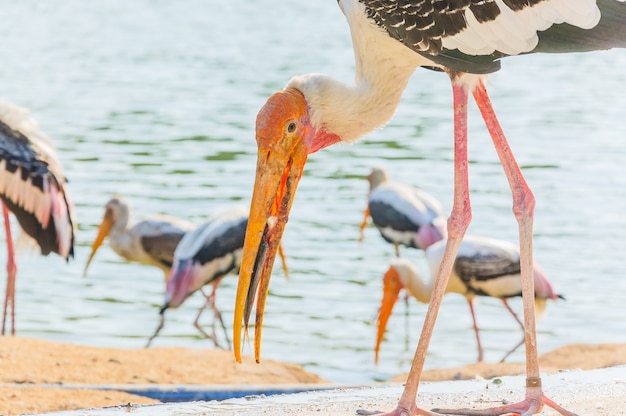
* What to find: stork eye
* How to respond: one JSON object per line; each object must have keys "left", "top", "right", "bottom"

{"left": 287, "top": 122, "right": 297, "bottom": 133}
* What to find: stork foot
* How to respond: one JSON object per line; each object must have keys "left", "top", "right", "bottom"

{"left": 357, "top": 405, "right": 442, "bottom": 416}
{"left": 433, "top": 387, "right": 579, "bottom": 416}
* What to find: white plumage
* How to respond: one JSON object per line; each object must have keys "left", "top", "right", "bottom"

{"left": 443, "top": 0, "right": 601, "bottom": 55}
{"left": 375, "top": 235, "right": 562, "bottom": 364}
{"left": 359, "top": 167, "right": 447, "bottom": 255}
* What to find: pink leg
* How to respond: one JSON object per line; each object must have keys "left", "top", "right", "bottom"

{"left": 207, "top": 280, "right": 232, "bottom": 350}
{"left": 194, "top": 279, "right": 231, "bottom": 350}
{"left": 499, "top": 299, "right": 525, "bottom": 363}
{"left": 2, "top": 203, "right": 16, "bottom": 336}
{"left": 435, "top": 80, "right": 578, "bottom": 415}
{"left": 375, "top": 80, "right": 473, "bottom": 416}
{"left": 467, "top": 299, "right": 484, "bottom": 363}
{"left": 194, "top": 286, "right": 223, "bottom": 348}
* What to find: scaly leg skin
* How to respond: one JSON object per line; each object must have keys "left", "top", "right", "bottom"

{"left": 434, "top": 79, "right": 579, "bottom": 416}
{"left": 361, "top": 78, "right": 473, "bottom": 416}
{"left": 2, "top": 203, "right": 16, "bottom": 336}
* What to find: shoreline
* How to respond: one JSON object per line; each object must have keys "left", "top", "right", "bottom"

{"left": 1, "top": 337, "right": 625, "bottom": 415}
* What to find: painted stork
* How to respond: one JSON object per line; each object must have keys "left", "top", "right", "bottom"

{"left": 234, "top": 2, "right": 626, "bottom": 415}
{"left": 83, "top": 196, "right": 195, "bottom": 279}
{"left": 149, "top": 206, "right": 288, "bottom": 349}
{"left": 375, "top": 235, "right": 562, "bottom": 365}
{"left": 359, "top": 167, "right": 447, "bottom": 256}
{"left": 0, "top": 100, "right": 75, "bottom": 335}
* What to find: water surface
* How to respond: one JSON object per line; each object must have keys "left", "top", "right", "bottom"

{"left": 0, "top": 1, "right": 625, "bottom": 383}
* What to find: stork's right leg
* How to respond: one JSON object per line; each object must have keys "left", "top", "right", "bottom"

{"left": 375, "top": 78, "right": 473, "bottom": 416}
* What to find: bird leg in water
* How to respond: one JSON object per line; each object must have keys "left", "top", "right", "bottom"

{"left": 1, "top": 203, "right": 17, "bottom": 336}
{"left": 499, "top": 298, "right": 525, "bottom": 363}
{"left": 145, "top": 314, "right": 165, "bottom": 348}
{"left": 194, "top": 283, "right": 231, "bottom": 350}
{"left": 434, "top": 79, "right": 578, "bottom": 416}
{"left": 358, "top": 206, "right": 370, "bottom": 244}
{"left": 467, "top": 299, "right": 484, "bottom": 363}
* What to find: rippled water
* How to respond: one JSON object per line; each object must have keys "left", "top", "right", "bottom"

{"left": 0, "top": 1, "right": 625, "bottom": 383}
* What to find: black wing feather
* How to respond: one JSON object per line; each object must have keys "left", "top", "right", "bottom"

{"left": 194, "top": 218, "right": 247, "bottom": 266}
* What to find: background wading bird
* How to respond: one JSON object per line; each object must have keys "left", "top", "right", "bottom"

{"left": 375, "top": 236, "right": 563, "bottom": 365}
{"left": 233, "top": 1, "right": 626, "bottom": 415}
{"left": 359, "top": 167, "right": 447, "bottom": 256}
{"left": 150, "top": 206, "right": 288, "bottom": 349}
{"left": 84, "top": 196, "right": 195, "bottom": 280}
{"left": 0, "top": 100, "right": 75, "bottom": 335}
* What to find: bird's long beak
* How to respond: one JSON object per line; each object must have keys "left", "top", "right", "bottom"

{"left": 375, "top": 266, "right": 403, "bottom": 365}
{"left": 83, "top": 211, "right": 113, "bottom": 278}
{"left": 233, "top": 144, "right": 308, "bottom": 363}
{"left": 233, "top": 89, "right": 315, "bottom": 363}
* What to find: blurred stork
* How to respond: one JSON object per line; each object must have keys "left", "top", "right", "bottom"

{"left": 83, "top": 196, "right": 195, "bottom": 279}
{"left": 0, "top": 100, "right": 75, "bottom": 335}
{"left": 359, "top": 167, "right": 447, "bottom": 256}
{"left": 375, "top": 235, "right": 563, "bottom": 365}
{"left": 147, "top": 205, "right": 288, "bottom": 349}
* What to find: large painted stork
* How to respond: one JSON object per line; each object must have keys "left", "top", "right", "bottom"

{"left": 83, "top": 196, "right": 195, "bottom": 279}
{"left": 359, "top": 167, "right": 447, "bottom": 256}
{"left": 375, "top": 235, "right": 562, "bottom": 365}
{"left": 149, "top": 206, "right": 288, "bottom": 349}
{"left": 233, "top": 2, "right": 626, "bottom": 415}
{"left": 0, "top": 100, "right": 75, "bottom": 335}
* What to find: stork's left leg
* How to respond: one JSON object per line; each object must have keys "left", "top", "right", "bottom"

{"left": 435, "top": 80, "right": 578, "bottom": 416}
{"left": 499, "top": 299, "right": 525, "bottom": 363}
{"left": 1, "top": 203, "right": 16, "bottom": 336}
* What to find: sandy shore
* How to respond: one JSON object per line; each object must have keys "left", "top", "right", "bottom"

{"left": 1, "top": 337, "right": 625, "bottom": 415}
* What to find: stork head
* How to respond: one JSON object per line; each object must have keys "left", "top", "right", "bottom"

{"left": 367, "top": 167, "right": 389, "bottom": 192}
{"left": 233, "top": 87, "right": 340, "bottom": 362}
{"left": 83, "top": 196, "right": 127, "bottom": 278}
{"left": 374, "top": 264, "right": 405, "bottom": 365}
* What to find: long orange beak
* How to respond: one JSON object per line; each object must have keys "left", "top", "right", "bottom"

{"left": 82, "top": 210, "right": 113, "bottom": 278}
{"left": 375, "top": 265, "right": 404, "bottom": 365}
{"left": 233, "top": 89, "right": 311, "bottom": 363}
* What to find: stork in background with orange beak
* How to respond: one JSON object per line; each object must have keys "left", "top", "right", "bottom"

{"left": 375, "top": 236, "right": 563, "bottom": 365}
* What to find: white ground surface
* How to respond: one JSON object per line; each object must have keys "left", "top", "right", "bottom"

{"left": 42, "top": 366, "right": 626, "bottom": 416}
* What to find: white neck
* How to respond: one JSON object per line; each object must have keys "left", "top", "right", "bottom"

{"left": 287, "top": 1, "right": 436, "bottom": 143}
{"left": 110, "top": 208, "right": 131, "bottom": 237}
{"left": 392, "top": 260, "right": 434, "bottom": 304}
